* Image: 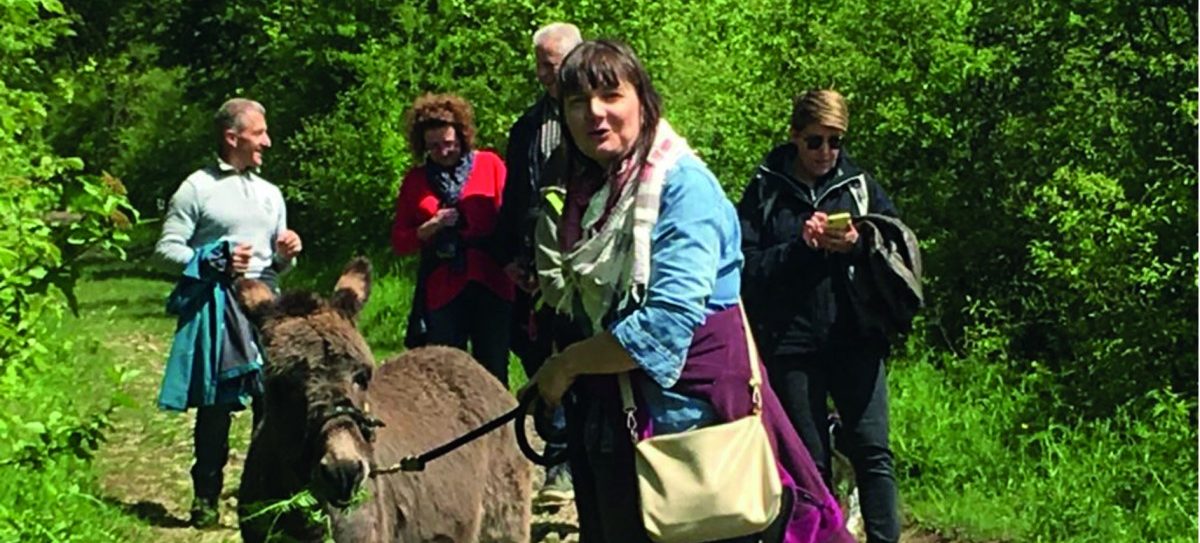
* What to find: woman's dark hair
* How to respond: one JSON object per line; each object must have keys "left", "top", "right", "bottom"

{"left": 556, "top": 39, "right": 663, "bottom": 183}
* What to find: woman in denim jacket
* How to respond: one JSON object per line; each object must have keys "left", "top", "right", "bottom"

{"left": 526, "top": 40, "right": 852, "bottom": 543}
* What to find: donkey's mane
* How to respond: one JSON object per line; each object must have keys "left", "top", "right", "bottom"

{"left": 275, "top": 291, "right": 325, "bottom": 318}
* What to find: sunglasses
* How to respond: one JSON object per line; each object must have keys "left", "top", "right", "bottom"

{"left": 803, "top": 134, "right": 844, "bottom": 150}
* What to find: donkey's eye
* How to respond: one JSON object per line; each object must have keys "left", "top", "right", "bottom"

{"left": 353, "top": 370, "right": 370, "bottom": 390}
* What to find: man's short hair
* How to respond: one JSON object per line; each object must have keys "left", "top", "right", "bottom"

{"left": 790, "top": 90, "right": 849, "bottom": 133}
{"left": 532, "top": 22, "right": 582, "bottom": 54}
{"left": 214, "top": 98, "right": 266, "bottom": 141}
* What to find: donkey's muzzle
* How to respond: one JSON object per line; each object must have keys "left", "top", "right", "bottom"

{"left": 316, "top": 457, "right": 365, "bottom": 507}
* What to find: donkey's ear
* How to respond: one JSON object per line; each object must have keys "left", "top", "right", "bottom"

{"left": 331, "top": 257, "right": 372, "bottom": 320}
{"left": 234, "top": 278, "right": 278, "bottom": 327}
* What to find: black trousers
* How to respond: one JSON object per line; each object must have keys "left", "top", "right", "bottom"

{"left": 768, "top": 347, "right": 900, "bottom": 543}
{"left": 509, "top": 289, "right": 569, "bottom": 468}
{"left": 425, "top": 282, "right": 513, "bottom": 385}
{"left": 191, "top": 398, "right": 261, "bottom": 501}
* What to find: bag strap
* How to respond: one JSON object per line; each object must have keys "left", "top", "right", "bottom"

{"left": 618, "top": 300, "right": 764, "bottom": 443}
{"left": 737, "top": 301, "right": 765, "bottom": 416}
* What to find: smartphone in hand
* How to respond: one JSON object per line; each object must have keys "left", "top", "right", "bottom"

{"left": 826, "top": 212, "right": 852, "bottom": 230}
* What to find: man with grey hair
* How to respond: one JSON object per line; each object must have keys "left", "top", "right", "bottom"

{"left": 491, "top": 22, "right": 581, "bottom": 505}
{"left": 156, "top": 97, "right": 302, "bottom": 528}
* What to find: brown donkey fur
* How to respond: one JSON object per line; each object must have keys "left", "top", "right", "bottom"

{"left": 236, "top": 258, "right": 531, "bottom": 542}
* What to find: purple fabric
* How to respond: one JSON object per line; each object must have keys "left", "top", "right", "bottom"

{"left": 595, "top": 306, "right": 854, "bottom": 543}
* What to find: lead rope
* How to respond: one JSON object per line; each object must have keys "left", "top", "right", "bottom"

{"left": 370, "top": 388, "right": 567, "bottom": 477}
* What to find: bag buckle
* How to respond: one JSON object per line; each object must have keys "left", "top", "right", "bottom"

{"left": 625, "top": 407, "right": 638, "bottom": 444}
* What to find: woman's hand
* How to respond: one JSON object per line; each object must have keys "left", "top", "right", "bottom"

{"left": 520, "top": 331, "right": 639, "bottom": 407}
{"left": 524, "top": 353, "right": 577, "bottom": 408}
{"left": 803, "top": 211, "right": 858, "bottom": 252}
{"left": 802, "top": 212, "right": 828, "bottom": 249}
{"left": 818, "top": 222, "right": 859, "bottom": 253}
{"left": 416, "top": 208, "right": 460, "bottom": 242}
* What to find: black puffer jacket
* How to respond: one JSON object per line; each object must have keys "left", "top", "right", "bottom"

{"left": 736, "top": 143, "right": 898, "bottom": 358}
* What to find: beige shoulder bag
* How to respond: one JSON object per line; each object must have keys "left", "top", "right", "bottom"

{"left": 618, "top": 303, "right": 783, "bottom": 543}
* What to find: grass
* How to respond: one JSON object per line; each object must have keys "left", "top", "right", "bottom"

{"left": 2, "top": 253, "right": 255, "bottom": 542}
{"left": 889, "top": 338, "right": 1197, "bottom": 543}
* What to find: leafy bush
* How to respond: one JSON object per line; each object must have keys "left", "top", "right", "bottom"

{"left": 0, "top": 332, "right": 144, "bottom": 542}
{"left": 0, "top": 1, "right": 142, "bottom": 540}
{"left": 1021, "top": 167, "right": 1195, "bottom": 414}
{"left": 0, "top": 461, "right": 144, "bottom": 542}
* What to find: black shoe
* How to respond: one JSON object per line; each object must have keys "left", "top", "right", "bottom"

{"left": 189, "top": 496, "right": 219, "bottom": 529}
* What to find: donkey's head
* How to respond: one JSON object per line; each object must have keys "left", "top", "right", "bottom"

{"left": 236, "top": 257, "right": 379, "bottom": 508}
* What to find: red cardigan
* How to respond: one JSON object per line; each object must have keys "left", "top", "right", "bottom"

{"left": 391, "top": 150, "right": 514, "bottom": 311}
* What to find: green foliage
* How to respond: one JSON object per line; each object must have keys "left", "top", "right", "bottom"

{"left": 0, "top": 333, "right": 143, "bottom": 542}
{"left": 242, "top": 486, "right": 371, "bottom": 543}
{"left": 0, "top": 1, "right": 141, "bottom": 540}
{"left": 892, "top": 339, "right": 1197, "bottom": 542}
{"left": 0, "top": 460, "right": 144, "bottom": 542}
{"left": 1021, "top": 167, "right": 1195, "bottom": 413}
{"left": 0, "top": 0, "right": 138, "bottom": 369}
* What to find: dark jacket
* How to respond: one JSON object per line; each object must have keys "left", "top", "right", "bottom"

{"left": 736, "top": 143, "right": 898, "bottom": 358}
{"left": 850, "top": 214, "right": 923, "bottom": 341}
{"left": 491, "top": 94, "right": 568, "bottom": 271}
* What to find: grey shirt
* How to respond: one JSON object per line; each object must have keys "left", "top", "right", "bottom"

{"left": 155, "top": 158, "right": 293, "bottom": 278}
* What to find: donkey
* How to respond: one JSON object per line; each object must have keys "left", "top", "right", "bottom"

{"left": 235, "top": 258, "right": 531, "bottom": 542}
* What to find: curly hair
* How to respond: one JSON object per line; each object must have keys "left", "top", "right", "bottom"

{"left": 405, "top": 93, "right": 477, "bottom": 158}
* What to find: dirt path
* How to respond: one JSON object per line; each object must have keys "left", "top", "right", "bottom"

{"left": 71, "top": 273, "right": 248, "bottom": 542}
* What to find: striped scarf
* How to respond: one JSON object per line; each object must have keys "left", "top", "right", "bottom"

{"left": 536, "top": 120, "right": 694, "bottom": 334}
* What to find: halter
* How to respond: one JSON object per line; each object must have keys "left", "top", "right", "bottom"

{"left": 313, "top": 401, "right": 386, "bottom": 444}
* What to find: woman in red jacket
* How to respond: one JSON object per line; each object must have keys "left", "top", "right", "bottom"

{"left": 392, "top": 93, "right": 515, "bottom": 383}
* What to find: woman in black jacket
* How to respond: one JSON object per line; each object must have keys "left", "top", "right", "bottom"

{"left": 737, "top": 89, "right": 901, "bottom": 543}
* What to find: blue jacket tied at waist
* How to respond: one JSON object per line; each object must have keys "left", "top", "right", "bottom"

{"left": 158, "top": 240, "right": 264, "bottom": 411}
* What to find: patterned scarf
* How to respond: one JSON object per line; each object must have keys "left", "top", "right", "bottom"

{"left": 426, "top": 150, "right": 476, "bottom": 206}
{"left": 536, "top": 120, "right": 694, "bottom": 334}
{"left": 425, "top": 150, "right": 476, "bottom": 271}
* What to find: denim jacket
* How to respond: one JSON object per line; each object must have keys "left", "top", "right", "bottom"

{"left": 609, "top": 154, "right": 743, "bottom": 433}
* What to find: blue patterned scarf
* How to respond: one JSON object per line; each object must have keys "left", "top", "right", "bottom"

{"left": 426, "top": 150, "right": 476, "bottom": 206}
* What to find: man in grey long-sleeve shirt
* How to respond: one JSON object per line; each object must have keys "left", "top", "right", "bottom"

{"left": 156, "top": 98, "right": 301, "bottom": 290}
{"left": 155, "top": 97, "right": 302, "bottom": 528}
